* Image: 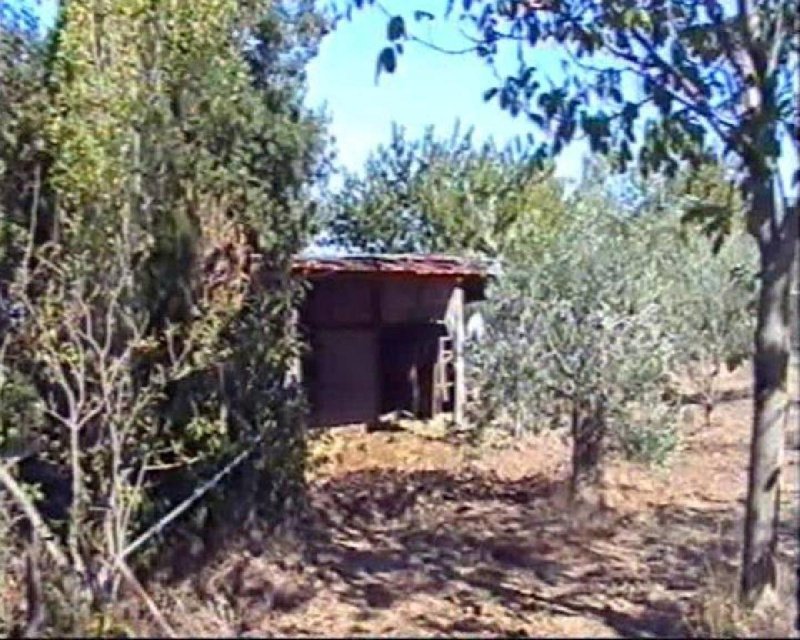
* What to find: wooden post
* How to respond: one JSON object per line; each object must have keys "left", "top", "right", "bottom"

{"left": 451, "top": 286, "right": 465, "bottom": 428}
{"left": 369, "top": 278, "right": 383, "bottom": 430}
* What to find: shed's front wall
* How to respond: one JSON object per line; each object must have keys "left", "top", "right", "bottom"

{"left": 304, "top": 275, "right": 455, "bottom": 328}
{"left": 302, "top": 275, "right": 464, "bottom": 428}
{"left": 304, "top": 277, "right": 374, "bottom": 327}
{"left": 379, "top": 278, "right": 453, "bottom": 325}
{"left": 310, "top": 328, "right": 379, "bottom": 428}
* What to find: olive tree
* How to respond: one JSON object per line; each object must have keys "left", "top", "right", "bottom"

{"left": 468, "top": 196, "right": 680, "bottom": 501}
{"left": 622, "top": 162, "right": 758, "bottom": 424}
{"left": 667, "top": 233, "right": 757, "bottom": 423}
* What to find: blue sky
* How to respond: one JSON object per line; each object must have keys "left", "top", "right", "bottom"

{"left": 304, "top": 1, "right": 588, "bottom": 181}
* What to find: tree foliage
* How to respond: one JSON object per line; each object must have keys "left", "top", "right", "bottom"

{"left": 362, "top": 1, "right": 798, "bottom": 186}
{"left": 617, "top": 161, "right": 757, "bottom": 392}
{"left": 325, "top": 122, "right": 565, "bottom": 259}
{"left": 0, "top": 4, "right": 49, "bottom": 285}
{"left": 467, "top": 163, "right": 758, "bottom": 495}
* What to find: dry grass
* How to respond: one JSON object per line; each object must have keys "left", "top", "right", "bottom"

{"left": 688, "top": 551, "right": 799, "bottom": 638}
{"left": 93, "top": 366, "right": 800, "bottom": 637}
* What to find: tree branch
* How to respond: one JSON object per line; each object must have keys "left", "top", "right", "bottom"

{"left": 407, "top": 33, "right": 480, "bottom": 56}
{"left": 766, "top": 1, "right": 786, "bottom": 76}
{"left": 108, "top": 556, "right": 176, "bottom": 638}
{"left": 0, "top": 463, "right": 69, "bottom": 570}
{"left": 601, "top": 35, "right": 739, "bottom": 148}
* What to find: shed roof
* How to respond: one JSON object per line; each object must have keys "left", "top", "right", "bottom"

{"left": 292, "top": 253, "right": 495, "bottom": 303}
{"left": 292, "top": 253, "right": 492, "bottom": 279}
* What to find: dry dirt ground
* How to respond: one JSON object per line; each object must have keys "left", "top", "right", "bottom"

{"left": 135, "top": 366, "right": 799, "bottom": 638}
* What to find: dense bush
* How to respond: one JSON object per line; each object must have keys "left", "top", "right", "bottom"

{"left": 0, "top": 1, "right": 329, "bottom": 628}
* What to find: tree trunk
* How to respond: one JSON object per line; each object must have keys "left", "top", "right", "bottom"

{"left": 570, "top": 400, "right": 606, "bottom": 504}
{"left": 740, "top": 181, "right": 797, "bottom": 605}
{"left": 791, "top": 210, "right": 800, "bottom": 365}
{"left": 789, "top": 215, "right": 800, "bottom": 450}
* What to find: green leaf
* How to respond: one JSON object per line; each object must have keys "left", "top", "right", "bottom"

{"left": 623, "top": 8, "right": 652, "bottom": 30}
{"left": 653, "top": 86, "right": 672, "bottom": 115}
{"left": 529, "top": 113, "right": 545, "bottom": 128}
{"left": 499, "top": 88, "right": 510, "bottom": 110}
{"left": 376, "top": 46, "right": 397, "bottom": 77}
{"left": 387, "top": 16, "right": 406, "bottom": 41}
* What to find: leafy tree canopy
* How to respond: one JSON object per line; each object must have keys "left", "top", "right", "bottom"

{"left": 324, "top": 121, "right": 566, "bottom": 260}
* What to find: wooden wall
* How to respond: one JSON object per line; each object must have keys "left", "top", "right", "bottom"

{"left": 311, "top": 328, "right": 379, "bottom": 428}
{"left": 304, "top": 275, "right": 454, "bottom": 328}
{"left": 301, "top": 275, "right": 463, "bottom": 428}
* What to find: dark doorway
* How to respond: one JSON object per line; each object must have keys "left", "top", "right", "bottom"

{"left": 380, "top": 322, "right": 448, "bottom": 418}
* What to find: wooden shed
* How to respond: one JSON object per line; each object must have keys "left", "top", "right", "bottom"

{"left": 292, "top": 254, "right": 491, "bottom": 429}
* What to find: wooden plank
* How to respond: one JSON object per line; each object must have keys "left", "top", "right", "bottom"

{"left": 370, "top": 279, "right": 383, "bottom": 429}
{"left": 313, "top": 329, "right": 379, "bottom": 427}
{"left": 451, "top": 286, "right": 466, "bottom": 428}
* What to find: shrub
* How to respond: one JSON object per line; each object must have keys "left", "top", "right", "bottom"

{"left": 663, "top": 232, "right": 757, "bottom": 424}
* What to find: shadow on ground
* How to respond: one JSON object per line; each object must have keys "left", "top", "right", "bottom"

{"left": 193, "top": 466, "right": 777, "bottom": 638}
{"left": 138, "top": 456, "right": 800, "bottom": 637}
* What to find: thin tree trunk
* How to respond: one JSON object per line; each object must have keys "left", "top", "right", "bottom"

{"left": 741, "top": 181, "right": 797, "bottom": 605}
{"left": 21, "top": 528, "right": 44, "bottom": 639}
{"left": 570, "top": 400, "right": 606, "bottom": 504}
{"left": 789, "top": 213, "right": 800, "bottom": 449}
{"left": 791, "top": 211, "right": 800, "bottom": 364}
{"left": 702, "top": 362, "right": 719, "bottom": 428}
